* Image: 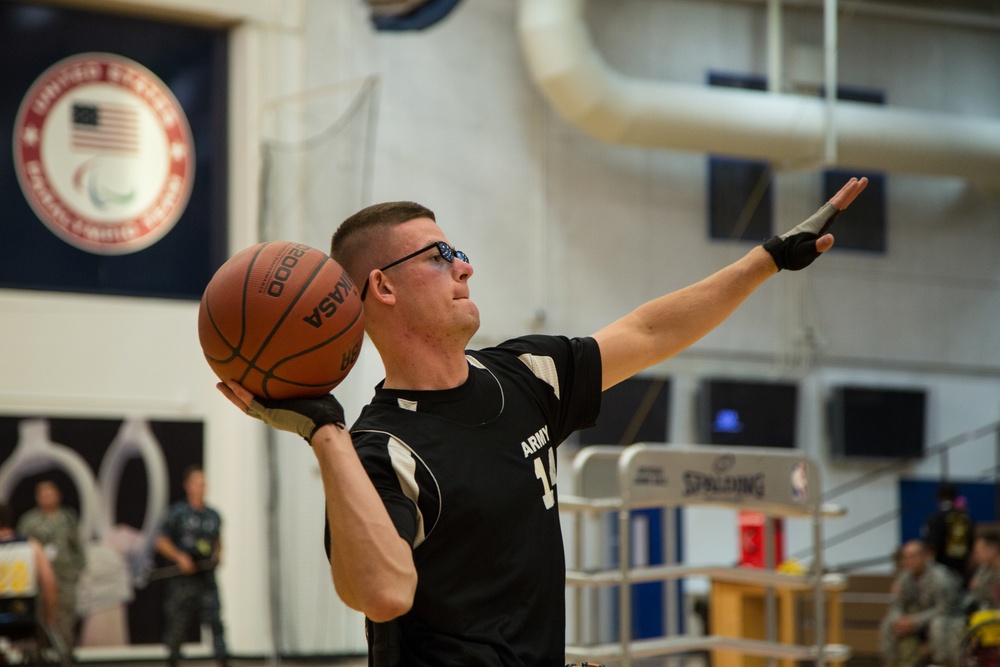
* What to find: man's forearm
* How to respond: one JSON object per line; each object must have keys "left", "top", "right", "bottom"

{"left": 311, "top": 424, "right": 416, "bottom": 622}
{"left": 594, "top": 246, "right": 777, "bottom": 389}
{"left": 155, "top": 536, "right": 186, "bottom": 564}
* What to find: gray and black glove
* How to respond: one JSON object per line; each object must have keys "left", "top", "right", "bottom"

{"left": 246, "top": 394, "right": 345, "bottom": 443}
{"left": 762, "top": 202, "right": 841, "bottom": 271}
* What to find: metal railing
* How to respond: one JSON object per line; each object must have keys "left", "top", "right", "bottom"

{"left": 790, "top": 420, "right": 1000, "bottom": 568}
{"left": 562, "top": 443, "right": 851, "bottom": 667}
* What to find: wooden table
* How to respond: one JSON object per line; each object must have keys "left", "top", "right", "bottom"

{"left": 709, "top": 576, "right": 843, "bottom": 667}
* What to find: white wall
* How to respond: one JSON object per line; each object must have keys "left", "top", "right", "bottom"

{"left": 2, "top": 0, "right": 999, "bottom": 657}
{"left": 1, "top": 0, "right": 308, "bottom": 658}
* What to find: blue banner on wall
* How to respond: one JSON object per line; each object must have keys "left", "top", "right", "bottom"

{"left": 0, "top": 1, "right": 228, "bottom": 299}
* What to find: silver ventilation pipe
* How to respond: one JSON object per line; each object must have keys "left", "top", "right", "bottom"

{"left": 518, "top": 0, "right": 1000, "bottom": 185}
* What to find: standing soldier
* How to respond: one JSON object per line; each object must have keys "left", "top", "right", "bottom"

{"left": 155, "top": 466, "right": 228, "bottom": 667}
{"left": 17, "top": 479, "right": 86, "bottom": 652}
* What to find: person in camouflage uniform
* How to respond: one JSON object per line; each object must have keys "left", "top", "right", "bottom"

{"left": 967, "top": 533, "right": 1000, "bottom": 612}
{"left": 155, "top": 466, "right": 227, "bottom": 667}
{"left": 880, "top": 540, "right": 965, "bottom": 667}
{"left": 16, "top": 479, "right": 86, "bottom": 652}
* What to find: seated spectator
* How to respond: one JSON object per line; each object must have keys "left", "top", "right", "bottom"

{"left": 0, "top": 501, "right": 58, "bottom": 636}
{"left": 880, "top": 540, "right": 964, "bottom": 667}
{"left": 966, "top": 533, "right": 1000, "bottom": 613}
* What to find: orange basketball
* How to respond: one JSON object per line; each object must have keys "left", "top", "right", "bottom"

{"left": 198, "top": 241, "right": 364, "bottom": 400}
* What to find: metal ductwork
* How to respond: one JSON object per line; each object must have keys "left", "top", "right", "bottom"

{"left": 518, "top": 0, "right": 1000, "bottom": 185}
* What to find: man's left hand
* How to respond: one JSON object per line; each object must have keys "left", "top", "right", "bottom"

{"left": 763, "top": 176, "right": 868, "bottom": 271}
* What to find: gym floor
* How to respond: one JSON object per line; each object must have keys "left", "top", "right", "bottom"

{"left": 76, "top": 656, "right": 709, "bottom": 667}
{"left": 76, "top": 660, "right": 368, "bottom": 667}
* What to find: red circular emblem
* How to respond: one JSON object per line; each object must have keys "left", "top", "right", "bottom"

{"left": 12, "top": 53, "right": 195, "bottom": 255}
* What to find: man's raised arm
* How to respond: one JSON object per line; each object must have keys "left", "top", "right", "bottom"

{"left": 593, "top": 177, "right": 868, "bottom": 390}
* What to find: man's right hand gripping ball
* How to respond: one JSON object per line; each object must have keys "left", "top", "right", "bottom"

{"left": 217, "top": 381, "right": 345, "bottom": 443}
{"left": 763, "top": 176, "right": 868, "bottom": 271}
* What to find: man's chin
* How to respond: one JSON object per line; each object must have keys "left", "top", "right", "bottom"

{"left": 466, "top": 311, "right": 481, "bottom": 335}
{"left": 460, "top": 304, "right": 481, "bottom": 337}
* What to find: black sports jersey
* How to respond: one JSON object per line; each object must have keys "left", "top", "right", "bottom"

{"left": 349, "top": 334, "right": 602, "bottom": 666}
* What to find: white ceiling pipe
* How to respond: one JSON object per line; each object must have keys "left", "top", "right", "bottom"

{"left": 518, "top": 0, "right": 1000, "bottom": 184}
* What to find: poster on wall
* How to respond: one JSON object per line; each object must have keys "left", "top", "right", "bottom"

{"left": 0, "top": 415, "right": 204, "bottom": 649}
{"left": 0, "top": 1, "right": 228, "bottom": 299}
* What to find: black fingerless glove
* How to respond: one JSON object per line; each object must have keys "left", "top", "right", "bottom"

{"left": 245, "top": 394, "right": 345, "bottom": 443}
{"left": 763, "top": 202, "right": 841, "bottom": 271}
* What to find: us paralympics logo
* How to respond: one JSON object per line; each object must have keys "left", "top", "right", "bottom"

{"left": 12, "top": 53, "right": 194, "bottom": 255}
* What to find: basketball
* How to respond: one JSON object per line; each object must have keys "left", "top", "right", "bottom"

{"left": 198, "top": 241, "right": 364, "bottom": 400}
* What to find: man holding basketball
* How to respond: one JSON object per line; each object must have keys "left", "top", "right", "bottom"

{"left": 219, "top": 177, "right": 867, "bottom": 666}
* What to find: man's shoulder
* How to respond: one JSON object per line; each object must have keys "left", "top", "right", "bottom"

{"left": 479, "top": 333, "right": 592, "bottom": 355}
{"left": 471, "top": 334, "right": 599, "bottom": 372}
{"left": 16, "top": 509, "right": 40, "bottom": 524}
{"left": 925, "top": 509, "right": 947, "bottom": 524}
{"left": 928, "top": 562, "right": 948, "bottom": 575}
{"left": 165, "top": 501, "right": 192, "bottom": 517}
{"left": 350, "top": 413, "right": 412, "bottom": 448}
{"left": 928, "top": 562, "right": 962, "bottom": 587}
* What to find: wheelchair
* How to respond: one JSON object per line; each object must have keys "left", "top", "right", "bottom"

{"left": 0, "top": 596, "right": 69, "bottom": 666}
{"left": 959, "top": 609, "right": 1000, "bottom": 667}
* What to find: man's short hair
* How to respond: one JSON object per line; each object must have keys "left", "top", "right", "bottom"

{"left": 936, "top": 482, "right": 959, "bottom": 502}
{"left": 330, "top": 201, "right": 436, "bottom": 288}
{"left": 183, "top": 465, "right": 203, "bottom": 483}
{"left": 0, "top": 502, "right": 11, "bottom": 529}
{"left": 977, "top": 532, "right": 1000, "bottom": 550}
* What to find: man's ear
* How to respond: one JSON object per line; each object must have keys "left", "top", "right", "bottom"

{"left": 369, "top": 271, "right": 396, "bottom": 305}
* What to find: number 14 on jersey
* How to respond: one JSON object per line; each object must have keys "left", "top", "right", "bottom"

{"left": 534, "top": 449, "right": 557, "bottom": 509}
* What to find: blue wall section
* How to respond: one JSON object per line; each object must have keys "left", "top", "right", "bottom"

{"left": 899, "top": 478, "right": 997, "bottom": 544}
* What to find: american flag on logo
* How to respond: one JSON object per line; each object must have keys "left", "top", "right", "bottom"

{"left": 71, "top": 101, "right": 139, "bottom": 154}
